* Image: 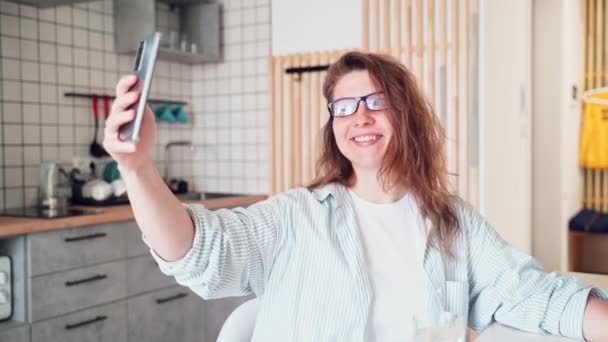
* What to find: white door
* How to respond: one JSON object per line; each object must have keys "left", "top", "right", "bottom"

{"left": 479, "top": 0, "right": 532, "bottom": 253}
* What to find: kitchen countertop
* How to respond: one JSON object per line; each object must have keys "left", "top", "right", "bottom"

{"left": 0, "top": 195, "right": 267, "bottom": 239}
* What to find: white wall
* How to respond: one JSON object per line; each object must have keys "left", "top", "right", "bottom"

{"left": 532, "top": 0, "right": 582, "bottom": 272}
{"left": 190, "top": 0, "right": 272, "bottom": 195}
{"left": 271, "top": 0, "right": 362, "bottom": 55}
{"left": 479, "top": 0, "right": 533, "bottom": 253}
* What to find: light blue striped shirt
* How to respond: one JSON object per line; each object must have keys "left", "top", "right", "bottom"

{"left": 149, "top": 183, "right": 608, "bottom": 341}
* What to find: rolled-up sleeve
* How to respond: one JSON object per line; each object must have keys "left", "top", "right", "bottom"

{"left": 559, "top": 287, "right": 608, "bottom": 340}
{"left": 145, "top": 196, "right": 285, "bottom": 300}
{"left": 459, "top": 200, "right": 608, "bottom": 340}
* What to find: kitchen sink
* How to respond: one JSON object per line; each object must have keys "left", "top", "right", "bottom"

{"left": 175, "top": 192, "right": 201, "bottom": 201}
{"left": 175, "top": 192, "right": 245, "bottom": 201}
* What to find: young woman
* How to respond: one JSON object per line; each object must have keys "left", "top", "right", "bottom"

{"left": 104, "top": 51, "right": 608, "bottom": 341}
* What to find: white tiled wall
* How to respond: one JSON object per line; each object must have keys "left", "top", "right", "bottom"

{"left": 0, "top": 0, "right": 271, "bottom": 209}
{"left": 191, "top": 0, "right": 270, "bottom": 194}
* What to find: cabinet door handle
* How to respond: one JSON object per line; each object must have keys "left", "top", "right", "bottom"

{"left": 65, "top": 274, "right": 107, "bottom": 287}
{"left": 65, "top": 315, "right": 108, "bottom": 330}
{"left": 64, "top": 232, "right": 107, "bottom": 243}
{"left": 156, "top": 292, "right": 188, "bottom": 304}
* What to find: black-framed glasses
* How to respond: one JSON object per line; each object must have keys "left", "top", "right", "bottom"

{"left": 327, "top": 92, "right": 388, "bottom": 117}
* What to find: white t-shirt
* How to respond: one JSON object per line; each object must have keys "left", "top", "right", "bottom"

{"left": 349, "top": 189, "right": 429, "bottom": 342}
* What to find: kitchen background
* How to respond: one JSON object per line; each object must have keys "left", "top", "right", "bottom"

{"left": 0, "top": 0, "right": 607, "bottom": 341}
{"left": 0, "top": 0, "right": 270, "bottom": 210}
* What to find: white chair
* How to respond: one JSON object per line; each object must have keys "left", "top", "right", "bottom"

{"left": 217, "top": 298, "right": 260, "bottom": 342}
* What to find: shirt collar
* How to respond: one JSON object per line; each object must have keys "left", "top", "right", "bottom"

{"left": 311, "top": 182, "right": 348, "bottom": 208}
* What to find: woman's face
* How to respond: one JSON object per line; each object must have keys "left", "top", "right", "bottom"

{"left": 331, "top": 70, "right": 394, "bottom": 174}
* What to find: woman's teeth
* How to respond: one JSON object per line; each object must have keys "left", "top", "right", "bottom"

{"left": 353, "top": 135, "right": 381, "bottom": 142}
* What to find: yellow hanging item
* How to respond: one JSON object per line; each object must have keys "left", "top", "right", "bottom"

{"left": 580, "top": 92, "right": 608, "bottom": 168}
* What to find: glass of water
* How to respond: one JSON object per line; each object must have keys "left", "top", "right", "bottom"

{"left": 410, "top": 311, "right": 466, "bottom": 342}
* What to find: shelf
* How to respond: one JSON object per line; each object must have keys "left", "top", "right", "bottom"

{"left": 64, "top": 92, "right": 187, "bottom": 106}
{"left": 158, "top": 47, "right": 218, "bottom": 64}
{"left": 5, "top": 0, "right": 95, "bottom": 8}
{"left": 114, "top": 0, "right": 221, "bottom": 64}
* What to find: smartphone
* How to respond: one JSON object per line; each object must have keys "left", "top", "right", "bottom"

{"left": 118, "top": 32, "right": 161, "bottom": 143}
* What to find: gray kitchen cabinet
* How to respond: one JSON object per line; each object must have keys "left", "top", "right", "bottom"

{"left": 30, "top": 260, "right": 127, "bottom": 321}
{"left": 126, "top": 255, "right": 176, "bottom": 296}
{"left": 0, "top": 214, "right": 255, "bottom": 341}
{"left": 28, "top": 222, "right": 128, "bottom": 276}
{"left": 31, "top": 301, "right": 127, "bottom": 342}
{"left": 127, "top": 286, "right": 205, "bottom": 342}
{"left": 126, "top": 221, "right": 149, "bottom": 257}
{"left": 0, "top": 325, "right": 29, "bottom": 342}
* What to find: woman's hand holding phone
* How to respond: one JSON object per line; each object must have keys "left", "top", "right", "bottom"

{"left": 103, "top": 75, "right": 156, "bottom": 174}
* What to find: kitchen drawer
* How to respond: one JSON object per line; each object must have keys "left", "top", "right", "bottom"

{"left": 127, "top": 255, "right": 176, "bottom": 296}
{"left": 28, "top": 222, "right": 128, "bottom": 276}
{"left": 127, "top": 286, "right": 205, "bottom": 342}
{"left": 0, "top": 325, "right": 29, "bottom": 342}
{"left": 30, "top": 260, "right": 127, "bottom": 322}
{"left": 126, "top": 221, "right": 149, "bottom": 257}
{"left": 32, "top": 300, "right": 127, "bottom": 342}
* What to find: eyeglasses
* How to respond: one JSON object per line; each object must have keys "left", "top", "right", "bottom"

{"left": 327, "top": 92, "right": 388, "bottom": 117}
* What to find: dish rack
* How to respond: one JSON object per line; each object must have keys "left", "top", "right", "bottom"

{"left": 70, "top": 179, "right": 129, "bottom": 207}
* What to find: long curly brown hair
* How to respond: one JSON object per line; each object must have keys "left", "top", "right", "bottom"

{"left": 308, "top": 51, "right": 460, "bottom": 256}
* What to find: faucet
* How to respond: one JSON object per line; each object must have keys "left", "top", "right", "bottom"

{"left": 164, "top": 140, "right": 196, "bottom": 183}
{"left": 38, "top": 162, "right": 71, "bottom": 209}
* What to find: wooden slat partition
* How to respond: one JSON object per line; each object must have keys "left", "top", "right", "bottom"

{"left": 274, "top": 56, "right": 285, "bottom": 194}
{"left": 450, "top": 0, "right": 461, "bottom": 200}
{"left": 371, "top": 0, "right": 380, "bottom": 51}
{"left": 383, "top": 0, "right": 391, "bottom": 51}
{"left": 457, "top": 0, "right": 469, "bottom": 200}
{"left": 268, "top": 51, "right": 333, "bottom": 193}
{"left": 363, "top": 0, "right": 370, "bottom": 51}
{"left": 593, "top": 0, "right": 601, "bottom": 212}
{"left": 583, "top": 0, "right": 592, "bottom": 211}
{"left": 406, "top": 0, "right": 413, "bottom": 67}
{"left": 416, "top": 0, "right": 423, "bottom": 88}
{"left": 268, "top": 56, "right": 276, "bottom": 195}
{"left": 439, "top": 0, "right": 447, "bottom": 127}
{"left": 294, "top": 54, "right": 303, "bottom": 186}
{"left": 269, "top": 0, "right": 477, "bottom": 201}
{"left": 581, "top": 0, "right": 608, "bottom": 214}
{"left": 311, "top": 52, "right": 322, "bottom": 179}
{"left": 571, "top": 0, "right": 608, "bottom": 273}
{"left": 286, "top": 55, "right": 295, "bottom": 188}
{"left": 393, "top": 0, "right": 402, "bottom": 58}
{"left": 428, "top": 0, "right": 435, "bottom": 102}
{"left": 361, "top": 0, "right": 477, "bottom": 204}
{"left": 301, "top": 54, "right": 311, "bottom": 184}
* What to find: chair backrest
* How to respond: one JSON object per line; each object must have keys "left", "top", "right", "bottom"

{"left": 216, "top": 298, "right": 260, "bottom": 342}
